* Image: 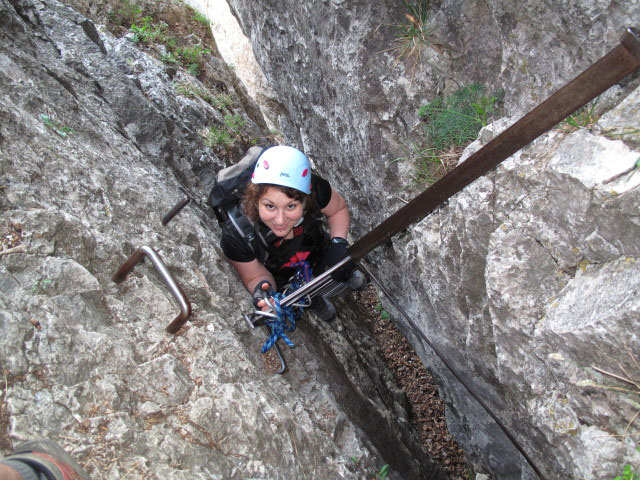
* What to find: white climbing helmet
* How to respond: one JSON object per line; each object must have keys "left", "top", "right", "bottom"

{"left": 251, "top": 145, "right": 312, "bottom": 194}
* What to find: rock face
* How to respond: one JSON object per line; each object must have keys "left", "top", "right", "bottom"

{"left": 388, "top": 102, "right": 640, "bottom": 479}
{"left": 0, "top": 1, "right": 445, "bottom": 479}
{"left": 222, "top": 1, "right": 640, "bottom": 479}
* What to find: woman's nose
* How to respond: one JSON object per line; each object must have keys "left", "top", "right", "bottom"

{"left": 275, "top": 210, "right": 285, "bottom": 223}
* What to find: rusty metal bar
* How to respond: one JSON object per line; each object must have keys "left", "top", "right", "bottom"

{"left": 349, "top": 27, "right": 640, "bottom": 262}
{"left": 162, "top": 196, "right": 190, "bottom": 226}
{"left": 112, "top": 246, "right": 192, "bottom": 334}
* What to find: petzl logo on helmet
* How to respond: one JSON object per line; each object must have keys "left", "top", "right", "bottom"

{"left": 280, "top": 172, "right": 290, "bottom": 177}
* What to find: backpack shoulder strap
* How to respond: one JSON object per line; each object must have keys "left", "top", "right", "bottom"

{"left": 226, "top": 203, "right": 269, "bottom": 263}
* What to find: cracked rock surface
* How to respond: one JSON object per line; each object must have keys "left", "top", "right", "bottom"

{"left": 0, "top": 1, "right": 445, "bottom": 478}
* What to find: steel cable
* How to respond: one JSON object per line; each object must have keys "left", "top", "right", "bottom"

{"left": 357, "top": 260, "right": 546, "bottom": 480}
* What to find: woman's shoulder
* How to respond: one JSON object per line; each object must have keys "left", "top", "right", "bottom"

{"left": 220, "top": 226, "right": 256, "bottom": 262}
{"left": 310, "top": 173, "right": 332, "bottom": 209}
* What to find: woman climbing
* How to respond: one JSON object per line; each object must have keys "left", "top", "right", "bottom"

{"left": 220, "top": 145, "right": 365, "bottom": 321}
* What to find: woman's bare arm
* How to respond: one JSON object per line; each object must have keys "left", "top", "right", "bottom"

{"left": 320, "top": 188, "right": 350, "bottom": 239}
{"left": 229, "top": 258, "right": 276, "bottom": 293}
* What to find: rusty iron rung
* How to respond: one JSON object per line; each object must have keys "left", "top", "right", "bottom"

{"left": 162, "top": 196, "right": 190, "bottom": 226}
{"left": 112, "top": 246, "right": 192, "bottom": 334}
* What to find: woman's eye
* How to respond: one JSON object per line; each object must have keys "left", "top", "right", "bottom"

{"left": 264, "top": 204, "right": 274, "bottom": 210}
{"left": 287, "top": 204, "right": 297, "bottom": 210}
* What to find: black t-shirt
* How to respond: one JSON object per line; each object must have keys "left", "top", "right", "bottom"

{"left": 220, "top": 174, "right": 333, "bottom": 289}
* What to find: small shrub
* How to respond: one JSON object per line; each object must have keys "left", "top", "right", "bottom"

{"left": 202, "top": 114, "right": 248, "bottom": 151}
{"left": 175, "top": 82, "right": 234, "bottom": 111}
{"left": 192, "top": 10, "right": 210, "bottom": 26}
{"left": 204, "top": 125, "right": 233, "bottom": 149}
{"left": 612, "top": 464, "right": 638, "bottom": 480}
{"left": 160, "top": 51, "right": 179, "bottom": 65}
{"left": 403, "top": 83, "right": 502, "bottom": 186}
{"left": 374, "top": 302, "right": 390, "bottom": 321}
{"left": 175, "top": 45, "right": 210, "bottom": 64}
{"left": 107, "top": 0, "right": 142, "bottom": 31}
{"left": 210, "top": 94, "right": 234, "bottom": 111}
{"left": 130, "top": 16, "right": 168, "bottom": 44}
{"left": 173, "top": 45, "right": 210, "bottom": 77}
{"left": 224, "top": 114, "right": 245, "bottom": 132}
{"left": 187, "top": 63, "right": 200, "bottom": 77}
{"left": 388, "top": 0, "right": 435, "bottom": 67}
{"left": 418, "top": 83, "right": 501, "bottom": 151}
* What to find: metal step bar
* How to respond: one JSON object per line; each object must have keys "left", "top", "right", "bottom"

{"left": 112, "top": 246, "right": 192, "bottom": 333}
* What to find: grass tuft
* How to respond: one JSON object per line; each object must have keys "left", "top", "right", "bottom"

{"left": 556, "top": 98, "right": 600, "bottom": 133}
{"left": 400, "top": 83, "right": 503, "bottom": 187}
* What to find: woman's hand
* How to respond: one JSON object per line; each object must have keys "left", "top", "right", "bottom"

{"left": 252, "top": 280, "right": 276, "bottom": 311}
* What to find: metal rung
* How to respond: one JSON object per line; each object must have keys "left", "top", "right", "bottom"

{"left": 162, "top": 196, "right": 190, "bottom": 225}
{"left": 112, "top": 246, "right": 192, "bottom": 334}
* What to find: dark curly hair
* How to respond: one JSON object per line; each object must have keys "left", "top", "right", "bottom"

{"left": 242, "top": 182, "right": 317, "bottom": 223}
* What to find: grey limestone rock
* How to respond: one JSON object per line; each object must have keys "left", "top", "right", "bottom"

{"left": 223, "top": 0, "right": 640, "bottom": 477}
{"left": 0, "top": 0, "right": 443, "bottom": 479}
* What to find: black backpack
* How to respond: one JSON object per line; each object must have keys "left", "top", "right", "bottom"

{"left": 208, "top": 146, "right": 273, "bottom": 261}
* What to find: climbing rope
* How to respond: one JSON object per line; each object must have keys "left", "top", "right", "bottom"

{"left": 260, "top": 292, "right": 299, "bottom": 353}
{"left": 260, "top": 254, "right": 313, "bottom": 353}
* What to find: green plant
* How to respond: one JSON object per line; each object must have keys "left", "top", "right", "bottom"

{"left": 559, "top": 97, "right": 600, "bottom": 132}
{"left": 612, "top": 464, "right": 638, "bottom": 480}
{"left": 186, "top": 63, "right": 200, "bottom": 77}
{"left": 32, "top": 278, "right": 52, "bottom": 293}
{"left": 175, "top": 82, "right": 235, "bottom": 111}
{"left": 224, "top": 114, "right": 245, "bottom": 132}
{"left": 130, "top": 16, "right": 168, "bottom": 44}
{"left": 418, "top": 83, "right": 501, "bottom": 151}
{"left": 173, "top": 45, "right": 210, "bottom": 77}
{"left": 114, "top": 4, "right": 213, "bottom": 80}
{"left": 107, "top": 0, "right": 143, "bottom": 31}
{"left": 376, "top": 464, "right": 390, "bottom": 479}
{"left": 175, "top": 45, "right": 210, "bottom": 64}
{"left": 374, "top": 302, "right": 390, "bottom": 321}
{"left": 160, "top": 51, "right": 179, "bottom": 65}
{"left": 192, "top": 10, "right": 210, "bottom": 26}
{"left": 203, "top": 114, "right": 247, "bottom": 149}
{"left": 210, "top": 94, "right": 234, "bottom": 111}
{"left": 398, "top": 83, "right": 502, "bottom": 187}
{"left": 40, "top": 114, "right": 74, "bottom": 137}
{"left": 413, "top": 147, "right": 445, "bottom": 185}
{"left": 204, "top": 125, "right": 234, "bottom": 149}
{"left": 387, "top": 0, "right": 435, "bottom": 67}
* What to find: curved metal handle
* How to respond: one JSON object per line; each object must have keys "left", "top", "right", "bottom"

{"left": 112, "top": 246, "right": 192, "bottom": 334}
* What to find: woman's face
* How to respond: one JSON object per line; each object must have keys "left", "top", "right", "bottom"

{"left": 258, "top": 187, "right": 304, "bottom": 239}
